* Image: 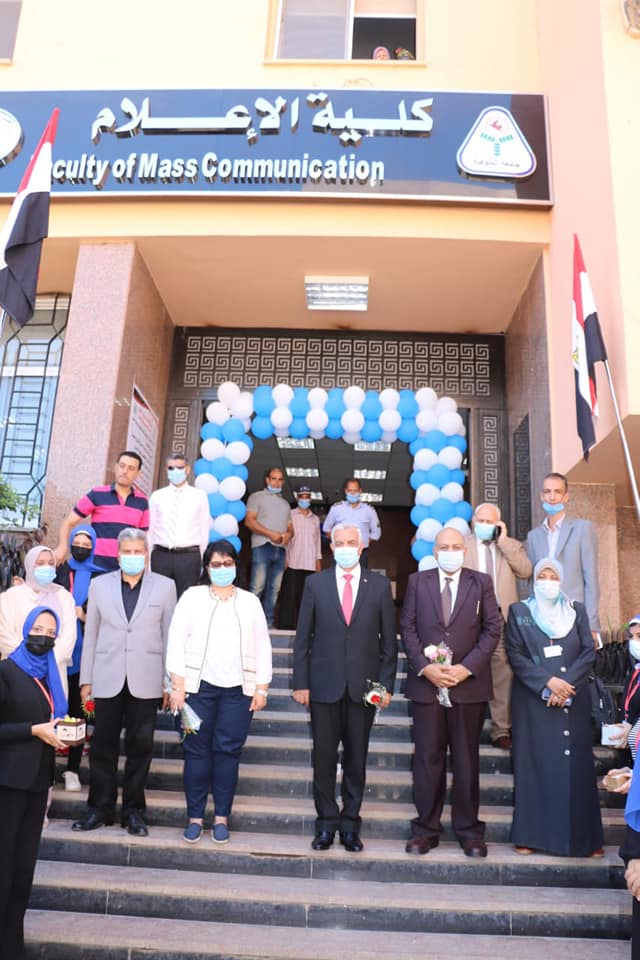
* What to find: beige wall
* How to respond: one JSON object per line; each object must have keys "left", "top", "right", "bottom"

{"left": 617, "top": 506, "right": 640, "bottom": 624}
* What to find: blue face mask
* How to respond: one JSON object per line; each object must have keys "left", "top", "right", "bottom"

{"left": 267, "top": 485, "right": 281, "bottom": 495}
{"left": 346, "top": 492, "right": 360, "bottom": 504}
{"left": 333, "top": 546, "right": 360, "bottom": 569}
{"left": 168, "top": 467, "right": 186, "bottom": 485}
{"left": 209, "top": 565, "right": 236, "bottom": 588}
{"left": 534, "top": 579, "right": 561, "bottom": 602}
{"left": 119, "top": 554, "right": 146, "bottom": 576}
{"left": 297, "top": 499, "right": 311, "bottom": 510}
{"left": 33, "top": 565, "right": 56, "bottom": 586}
{"left": 474, "top": 522, "right": 496, "bottom": 542}
{"left": 542, "top": 502, "right": 565, "bottom": 516}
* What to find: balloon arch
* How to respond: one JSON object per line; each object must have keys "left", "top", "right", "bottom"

{"left": 193, "top": 381, "right": 472, "bottom": 569}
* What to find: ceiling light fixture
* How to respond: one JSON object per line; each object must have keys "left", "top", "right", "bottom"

{"left": 353, "top": 469, "right": 387, "bottom": 480}
{"left": 286, "top": 467, "right": 320, "bottom": 477}
{"left": 305, "top": 276, "right": 369, "bottom": 311}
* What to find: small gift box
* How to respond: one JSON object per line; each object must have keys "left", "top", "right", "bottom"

{"left": 56, "top": 716, "right": 86, "bottom": 745}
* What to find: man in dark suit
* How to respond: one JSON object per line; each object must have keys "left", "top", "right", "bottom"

{"left": 401, "top": 525, "right": 501, "bottom": 858}
{"left": 293, "top": 523, "right": 397, "bottom": 853}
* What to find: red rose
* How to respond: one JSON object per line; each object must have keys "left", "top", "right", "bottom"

{"left": 83, "top": 698, "right": 95, "bottom": 719}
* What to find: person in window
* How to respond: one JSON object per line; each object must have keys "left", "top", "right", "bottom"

{"left": 372, "top": 45, "right": 390, "bottom": 60}
{"left": 0, "top": 606, "right": 67, "bottom": 960}
{"left": 504, "top": 558, "right": 603, "bottom": 857}
{"left": 167, "top": 539, "right": 272, "bottom": 845}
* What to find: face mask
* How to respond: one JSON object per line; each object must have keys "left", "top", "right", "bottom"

{"left": 208, "top": 565, "right": 236, "bottom": 588}
{"left": 346, "top": 493, "right": 360, "bottom": 504}
{"left": 33, "top": 565, "right": 56, "bottom": 586}
{"left": 119, "top": 554, "right": 146, "bottom": 576}
{"left": 168, "top": 467, "right": 186, "bottom": 485}
{"left": 474, "top": 522, "right": 496, "bottom": 542}
{"left": 297, "top": 499, "right": 311, "bottom": 510}
{"left": 535, "top": 580, "right": 561, "bottom": 602}
{"left": 25, "top": 635, "right": 55, "bottom": 657}
{"left": 267, "top": 485, "right": 281, "bottom": 495}
{"left": 436, "top": 551, "right": 464, "bottom": 574}
{"left": 333, "top": 546, "right": 360, "bottom": 569}
{"left": 542, "top": 502, "right": 565, "bottom": 516}
{"left": 629, "top": 639, "right": 640, "bottom": 662}
{"left": 70, "top": 545, "right": 92, "bottom": 563}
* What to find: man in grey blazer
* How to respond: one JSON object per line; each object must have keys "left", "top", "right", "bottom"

{"left": 526, "top": 472, "right": 600, "bottom": 635}
{"left": 73, "top": 528, "right": 176, "bottom": 835}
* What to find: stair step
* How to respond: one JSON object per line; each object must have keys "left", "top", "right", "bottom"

{"left": 25, "top": 911, "right": 631, "bottom": 960}
{"left": 30, "top": 860, "right": 631, "bottom": 939}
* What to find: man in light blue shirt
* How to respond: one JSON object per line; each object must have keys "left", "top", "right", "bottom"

{"left": 322, "top": 478, "right": 381, "bottom": 568}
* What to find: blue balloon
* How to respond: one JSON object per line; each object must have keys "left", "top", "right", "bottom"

{"left": 251, "top": 416, "right": 274, "bottom": 440}
{"left": 227, "top": 535, "right": 242, "bottom": 554}
{"left": 409, "top": 438, "right": 427, "bottom": 456}
{"left": 448, "top": 435, "right": 467, "bottom": 454}
{"left": 411, "top": 539, "right": 432, "bottom": 562}
{"left": 409, "top": 470, "right": 429, "bottom": 491}
{"left": 410, "top": 505, "right": 430, "bottom": 527}
{"left": 430, "top": 498, "right": 456, "bottom": 524}
{"left": 290, "top": 417, "right": 310, "bottom": 439}
{"left": 221, "top": 418, "right": 246, "bottom": 443}
{"left": 210, "top": 458, "right": 234, "bottom": 481}
{"left": 426, "top": 464, "right": 451, "bottom": 488}
{"left": 325, "top": 391, "right": 345, "bottom": 419}
{"left": 253, "top": 385, "right": 275, "bottom": 417}
{"left": 398, "top": 419, "right": 419, "bottom": 444}
{"left": 238, "top": 433, "right": 253, "bottom": 453}
{"left": 194, "top": 458, "right": 212, "bottom": 476}
{"left": 450, "top": 469, "right": 466, "bottom": 486}
{"left": 232, "top": 464, "right": 249, "bottom": 482}
{"left": 326, "top": 418, "right": 343, "bottom": 440}
{"left": 209, "top": 529, "right": 223, "bottom": 542}
{"left": 200, "top": 422, "right": 223, "bottom": 441}
{"left": 226, "top": 500, "right": 247, "bottom": 522}
{"left": 423, "top": 430, "right": 448, "bottom": 453}
{"left": 208, "top": 492, "right": 228, "bottom": 516}
{"left": 290, "top": 388, "right": 310, "bottom": 418}
{"left": 361, "top": 420, "right": 382, "bottom": 443}
{"left": 455, "top": 501, "right": 473, "bottom": 522}
{"left": 361, "top": 392, "right": 383, "bottom": 420}
{"left": 398, "top": 390, "right": 419, "bottom": 419}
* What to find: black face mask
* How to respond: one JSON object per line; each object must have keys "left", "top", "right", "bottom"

{"left": 25, "top": 635, "right": 55, "bottom": 657}
{"left": 71, "top": 545, "right": 92, "bottom": 563}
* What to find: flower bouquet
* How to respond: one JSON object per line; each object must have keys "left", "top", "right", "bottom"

{"left": 423, "top": 643, "right": 454, "bottom": 708}
{"left": 82, "top": 698, "right": 95, "bottom": 719}
{"left": 179, "top": 702, "right": 202, "bottom": 742}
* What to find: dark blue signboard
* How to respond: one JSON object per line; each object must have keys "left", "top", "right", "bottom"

{"left": 0, "top": 89, "right": 551, "bottom": 206}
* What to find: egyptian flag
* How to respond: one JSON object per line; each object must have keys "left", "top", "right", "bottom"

{"left": 572, "top": 235, "right": 608, "bottom": 460}
{"left": 0, "top": 108, "right": 59, "bottom": 328}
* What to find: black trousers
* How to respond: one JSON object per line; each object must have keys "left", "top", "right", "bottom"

{"left": 309, "top": 692, "right": 375, "bottom": 833}
{"left": 88, "top": 681, "right": 159, "bottom": 820}
{"left": 0, "top": 786, "right": 48, "bottom": 960}
{"left": 151, "top": 546, "right": 201, "bottom": 598}
{"left": 278, "top": 568, "right": 313, "bottom": 629}
{"left": 66, "top": 672, "right": 83, "bottom": 774}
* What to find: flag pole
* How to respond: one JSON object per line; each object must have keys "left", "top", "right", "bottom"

{"left": 603, "top": 359, "right": 640, "bottom": 522}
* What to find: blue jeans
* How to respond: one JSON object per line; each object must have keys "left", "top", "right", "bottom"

{"left": 182, "top": 682, "right": 253, "bottom": 819}
{"left": 249, "top": 542, "right": 286, "bottom": 627}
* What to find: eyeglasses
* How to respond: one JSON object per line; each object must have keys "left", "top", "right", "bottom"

{"left": 209, "top": 561, "right": 235, "bottom": 569}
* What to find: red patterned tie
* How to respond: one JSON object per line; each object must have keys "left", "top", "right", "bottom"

{"left": 342, "top": 574, "right": 354, "bottom": 624}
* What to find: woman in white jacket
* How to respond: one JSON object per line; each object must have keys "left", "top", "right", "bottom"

{"left": 167, "top": 539, "right": 272, "bottom": 845}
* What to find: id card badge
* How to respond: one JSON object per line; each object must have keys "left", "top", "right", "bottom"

{"left": 543, "top": 644, "right": 563, "bottom": 658}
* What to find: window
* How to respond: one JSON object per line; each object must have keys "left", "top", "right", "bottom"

{"left": 0, "top": 296, "right": 69, "bottom": 525}
{"left": 275, "top": 0, "right": 417, "bottom": 61}
{"left": 0, "top": 1, "right": 22, "bottom": 63}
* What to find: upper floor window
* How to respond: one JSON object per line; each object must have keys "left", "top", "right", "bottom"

{"left": 0, "top": 1, "right": 22, "bottom": 63}
{"left": 275, "top": 0, "right": 417, "bottom": 61}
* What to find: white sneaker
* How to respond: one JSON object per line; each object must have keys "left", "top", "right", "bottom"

{"left": 63, "top": 771, "right": 82, "bottom": 792}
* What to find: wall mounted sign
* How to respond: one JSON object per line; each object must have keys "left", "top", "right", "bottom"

{"left": 0, "top": 89, "right": 551, "bottom": 206}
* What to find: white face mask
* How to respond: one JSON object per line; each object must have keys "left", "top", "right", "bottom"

{"left": 535, "top": 580, "right": 561, "bottom": 602}
{"left": 629, "top": 638, "right": 640, "bottom": 662}
{"left": 436, "top": 551, "right": 464, "bottom": 574}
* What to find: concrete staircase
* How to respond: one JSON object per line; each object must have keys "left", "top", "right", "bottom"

{"left": 27, "top": 634, "right": 632, "bottom": 959}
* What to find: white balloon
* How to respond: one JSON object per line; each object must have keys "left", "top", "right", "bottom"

{"left": 232, "top": 391, "right": 254, "bottom": 420}
{"left": 419, "top": 555, "right": 439, "bottom": 571}
{"left": 271, "top": 406, "right": 293, "bottom": 430}
{"left": 213, "top": 513, "right": 239, "bottom": 537}
{"left": 225, "top": 440, "right": 251, "bottom": 465}
{"left": 343, "top": 385, "right": 365, "bottom": 409}
{"left": 195, "top": 474, "right": 219, "bottom": 494}
{"left": 415, "top": 483, "right": 440, "bottom": 506}
{"left": 206, "top": 401, "right": 230, "bottom": 425}
{"left": 417, "top": 518, "right": 443, "bottom": 541}
{"left": 445, "top": 517, "right": 471, "bottom": 537}
{"left": 379, "top": 388, "right": 400, "bottom": 410}
{"left": 416, "top": 409, "right": 438, "bottom": 434}
{"left": 438, "top": 446, "right": 463, "bottom": 470}
{"left": 381, "top": 430, "right": 397, "bottom": 443}
{"left": 272, "top": 383, "right": 293, "bottom": 407}
{"left": 413, "top": 448, "right": 438, "bottom": 472}
{"left": 341, "top": 409, "right": 365, "bottom": 433}
{"left": 306, "top": 408, "right": 329, "bottom": 432}
{"left": 201, "top": 438, "right": 226, "bottom": 461}
{"left": 440, "top": 482, "right": 464, "bottom": 503}
{"left": 219, "top": 476, "right": 246, "bottom": 501}
{"left": 275, "top": 427, "right": 290, "bottom": 438}
{"left": 310, "top": 430, "right": 325, "bottom": 440}
{"left": 436, "top": 396, "right": 458, "bottom": 415}
{"left": 438, "top": 412, "right": 464, "bottom": 435}
{"left": 241, "top": 418, "right": 252, "bottom": 432}
{"left": 415, "top": 387, "right": 438, "bottom": 410}
{"left": 217, "top": 381, "right": 241, "bottom": 409}
{"left": 343, "top": 431, "right": 361, "bottom": 445}
{"left": 379, "top": 408, "right": 401, "bottom": 432}
{"left": 308, "top": 387, "right": 328, "bottom": 409}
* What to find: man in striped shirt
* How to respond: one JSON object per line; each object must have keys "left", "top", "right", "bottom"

{"left": 53, "top": 451, "right": 149, "bottom": 572}
{"left": 278, "top": 485, "right": 322, "bottom": 630}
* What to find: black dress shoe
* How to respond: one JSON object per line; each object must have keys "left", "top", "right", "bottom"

{"left": 493, "top": 735, "right": 512, "bottom": 751}
{"left": 72, "top": 812, "right": 114, "bottom": 832}
{"left": 462, "top": 840, "right": 487, "bottom": 858}
{"left": 311, "top": 830, "right": 334, "bottom": 850}
{"left": 405, "top": 836, "right": 439, "bottom": 855}
{"left": 122, "top": 812, "right": 149, "bottom": 837}
{"left": 340, "top": 831, "right": 364, "bottom": 852}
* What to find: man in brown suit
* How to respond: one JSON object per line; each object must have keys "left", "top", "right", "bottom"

{"left": 464, "top": 503, "right": 532, "bottom": 750}
{"left": 401, "top": 526, "right": 501, "bottom": 858}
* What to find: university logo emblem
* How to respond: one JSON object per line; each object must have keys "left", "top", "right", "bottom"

{"left": 457, "top": 106, "right": 536, "bottom": 180}
{"left": 0, "top": 109, "right": 23, "bottom": 167}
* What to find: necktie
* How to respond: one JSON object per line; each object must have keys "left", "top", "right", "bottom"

{"left": 342, "top": 574, "right": 354, "bottom": 624}
{"left": 441, "top": 577, "right": 453, "bottom": 625}
{"left": 483, "top": 541, "right": 495, "bottom": 587}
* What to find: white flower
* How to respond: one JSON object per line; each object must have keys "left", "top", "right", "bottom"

{"left": 424, "top": 645, "right": 438, "bottom": 659}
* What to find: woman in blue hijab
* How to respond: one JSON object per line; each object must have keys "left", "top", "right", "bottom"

{"left": 0, "top": 605, "right": 67, "bottom": 960}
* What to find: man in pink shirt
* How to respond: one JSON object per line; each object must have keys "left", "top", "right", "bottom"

{"left": 278, "top": 486, "right": 322, "bottom": 629}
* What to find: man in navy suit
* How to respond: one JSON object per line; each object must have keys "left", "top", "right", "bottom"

{"left": 401, "top": 525, "right": 501, "bottom": 858}
{"left": 293, "top": 523, "right": 397, "bottom": 853}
